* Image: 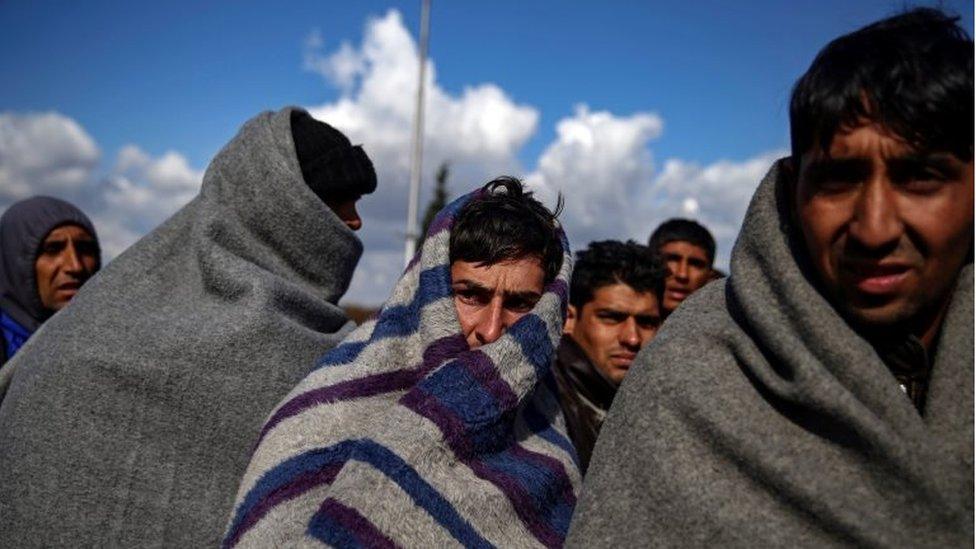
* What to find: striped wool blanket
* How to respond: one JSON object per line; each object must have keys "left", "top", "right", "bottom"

{"left": 224, "top": 189, "right": 581, "bottom": 548}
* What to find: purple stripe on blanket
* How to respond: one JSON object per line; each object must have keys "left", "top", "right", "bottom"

{"left": 310, "top": 498, "right": 398, "bottom": 549}
{"left": 508, "top": 443, "right": 576, "bottom": 507}
{"left": 464, "top": 459, "right": 565, "bottom": 548}
{"left": 400, "top": 387, "right": 570, "bottom": 547}
{"left": 259, "top": 334, "right": 469, "bottom": 444}
{"left": 224, "top": 462, "right": 343, "bottom": 548}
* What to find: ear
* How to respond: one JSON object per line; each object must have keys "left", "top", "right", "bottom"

{"left": 563, "top": 304, "right": 577, "bottom": 334}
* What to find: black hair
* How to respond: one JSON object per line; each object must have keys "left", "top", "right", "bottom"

{"left": 570, "top": 240, "right": 665, "bottom": 309}
{"left": 450, "top": 176, "right": 564, "bottom": 283}
{"left": 790, "top": 7, "right": 973, "bottom": 165}
{"left": 648, "top": 218, "right": 716, "bottom": 266}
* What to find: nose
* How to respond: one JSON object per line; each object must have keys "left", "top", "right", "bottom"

{"left": 620, "top": 317, "right": 641, "bottom": 349}
{"left": 344, "top": 204, "right": 363, "bottom": 231}
{"left": 62, "top": 241, "right": 84, "bottom": 274}
{"left": 673, "top": 259, "right": 689, "bottom": 281}
{"left": 849, "top": 178, "right": 902, "bottom": 250}
{"left": 474, "top": 299, "right": 506, "bottom": 347}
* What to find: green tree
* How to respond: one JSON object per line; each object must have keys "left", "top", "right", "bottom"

{"left": 416, "top": 162, "right": 450, "bottom": 248}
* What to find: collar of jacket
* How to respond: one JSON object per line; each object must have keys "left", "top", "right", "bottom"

{"left": 555, "top": 334, "right": 617, "bottom": 411}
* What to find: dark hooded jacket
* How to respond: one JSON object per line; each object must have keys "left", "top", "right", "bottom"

{"left": 0, "top": 196, "right": 99, "bottom": 363}
{"left": 0, "top": 107, "right": 373, "bottom": 548}
{"left": 567, "top": 160, "right": 973, "bottom": 548}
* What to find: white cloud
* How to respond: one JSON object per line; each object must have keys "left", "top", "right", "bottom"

{"left": 523, "top": 104, "right": 783, "bottom": 271}
{"left": 0, "top": 112, "right": 100, "bottom": 201}
{"left": 0, "top": 112, "right": 203, "bottom": 259}
{"left": 303, "top": 9, "right": 540, "bottom": 304}
{"left": 0, "top": 10, "right": 787, "bottom": 307}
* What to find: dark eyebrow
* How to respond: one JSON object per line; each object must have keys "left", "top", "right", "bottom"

{"left": 804, "top": 157, "right": 872, "bottom": 182}
{"left": 452, "top": 279, "right": 491, "bottom": 293}
{"left": 887, "top": 153, "right": 963, "bottom": 179}
{"left": 504, "top": 290, "right": 542, "bottom": 302}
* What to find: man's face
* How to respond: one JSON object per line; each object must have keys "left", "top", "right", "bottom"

{"left": 451, "top": 257, "right": 546, "bottom": 349}
{"left": 659, "top": 240, "right": 712, "bottom": 314}
{"left": 324, "top": 196, "right": 363, "bottom": 231}
{"left": 568, "top": 283, "right": 661, "bottom": 386}
{"left": 35, "top": 224, "right": 99, "bottom": 312}
{"left": 795, "top": 123, "right": 974, "bottom": 340}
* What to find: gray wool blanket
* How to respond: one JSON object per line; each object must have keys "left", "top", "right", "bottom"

{"left": 224, "top": 189, "right": 581, "bottom": 548}
{"left": 0, "top": 107, "right": 363, "bottom": 548}
{"left": 567, "top": 160, "right": 973, "bottom": 548}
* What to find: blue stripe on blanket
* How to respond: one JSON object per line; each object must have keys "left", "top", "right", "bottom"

{"left": 225, "top": 440, "right": 492, "bottom": 549}
{"left": 509, "top": 314, "right": 555, "bottom": 379}
{"left": 417, "top": 360, "right": 500, "bottom": 426}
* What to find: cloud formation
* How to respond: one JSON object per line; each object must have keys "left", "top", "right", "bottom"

{"left": 0, "top": 112, "right": 203, "bottom": 258}
{"left": 1, "top": 8, "right": 785, "bottom": 305}
{"left": 0, "top": 112, "right": 100, "bottom": 201}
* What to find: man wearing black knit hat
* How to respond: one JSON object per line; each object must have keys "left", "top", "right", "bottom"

{"left": 0, "top": 107, "right": 377, "bottom": 548}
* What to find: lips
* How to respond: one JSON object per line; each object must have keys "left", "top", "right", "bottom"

{"left": 610, "top": 352, "right": 637, "bottom": 367}
{"left": 55, "top": 280, "right": 81, "bottom": 294}
{"left": 843, "top": 262, "right": 912, "bottom": 295}
{"left": 666, "top": 287, "right": 690, "bottom": 302}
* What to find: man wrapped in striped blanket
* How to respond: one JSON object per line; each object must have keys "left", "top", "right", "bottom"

{"left": 225, "top": 178, "right": 581, "bottom": 548}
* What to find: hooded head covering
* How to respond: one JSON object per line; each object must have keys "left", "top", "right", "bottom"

{"left": 0, "top": 196, "right": 99, "bottom": 332}
{"left": 225, "top": 187, "right": 581, "bottom": 548}
{"left": 567, "top": 160, "right": 972, "bottom": 547}
{"left": 0, "top": 107, "right": 370, "bottom": 548}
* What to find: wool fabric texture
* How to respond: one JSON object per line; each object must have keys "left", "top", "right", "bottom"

{"left": 225, "top": 189, "right": 581, "bottom": 548}
{"left": 566, "top": 160, "right": 973, "bottom": 547}
{"left": 0, "top": 195, "right": 100, "bottom": 332}
{"left": 0, "top": 107, "right": 363, "bottom": 547}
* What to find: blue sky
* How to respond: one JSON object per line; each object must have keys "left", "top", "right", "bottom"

{"left": 1, "top": 1, "right": 972, "bottom": 304}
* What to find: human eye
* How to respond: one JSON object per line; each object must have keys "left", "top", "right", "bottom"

{"left": 75, "top": 240, "right": 98, "bottom": 255}
{"left": 505, "top": 295, "right": 539, "bottom": 314}
{"left": 41, "top": 241, "right": 66, "bottom": 255}
{"left": 597, "top": 311, "right": 626, "bottom": 324}
{"left": 636, "top": 315, "right": 660, "bottom": 329}
{"left": 453, "top": 287, "right": 486, "bottom": 307}
{"left": 805, "top": 159, "right": 868, "bottom": 195}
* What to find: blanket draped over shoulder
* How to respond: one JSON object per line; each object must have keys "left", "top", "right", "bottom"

{"left": 225, "top": 189, "right": 581, "bottom": 548}
{"left": 0, "top": 107, "right": 362, "bottom": 548}
{"left": 567, "top": 160, "right": 973, "bottom": 548}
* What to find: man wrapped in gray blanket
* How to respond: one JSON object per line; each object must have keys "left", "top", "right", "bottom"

{"left": 0, "top": 107, "right": 376, "bottom": 548}
{"left": 569, "top": 8, "right": 974, "bottom": 548}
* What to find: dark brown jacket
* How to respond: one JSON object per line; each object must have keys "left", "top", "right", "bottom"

{"left": 552, "top": 334, "right": 617, "bottom": 474}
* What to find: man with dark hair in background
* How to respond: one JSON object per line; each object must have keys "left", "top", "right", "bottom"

{"left": 0, "top": 107, "right": 376, "bottom": 548}
{"left": 553, "top": 240, "right": 664, "bottom": 474}
{"left": 570, "top": 8, "right": 973, "bottom": 547}
{"left": 226, "top": 177, "right": 580, "bottom": 548}
{"left": 0, "top": 196, "right": 100, "bottom": 366}
{"left": 648, "top": 218, "right": 716, "bottom": 316}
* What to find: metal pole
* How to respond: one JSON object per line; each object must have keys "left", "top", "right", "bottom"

{"left": 404, "top": 0, "right": 431, "bottom": 266}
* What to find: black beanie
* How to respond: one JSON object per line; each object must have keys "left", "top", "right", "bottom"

{"left": 290, "top": 109, "right": 377, "bottom": 203}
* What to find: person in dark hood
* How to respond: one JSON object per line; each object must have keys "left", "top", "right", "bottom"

{"left": 0, "top": 107, "right": 376, "bottom": 548}
{"left": 568, "top": 9, "right": 972, "bottom": 547}
{"left": 0, "top": 196, "right": 100, "bottom": 364}
{"left": 553, "top": 240, "right": 664, "bottom": 474}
